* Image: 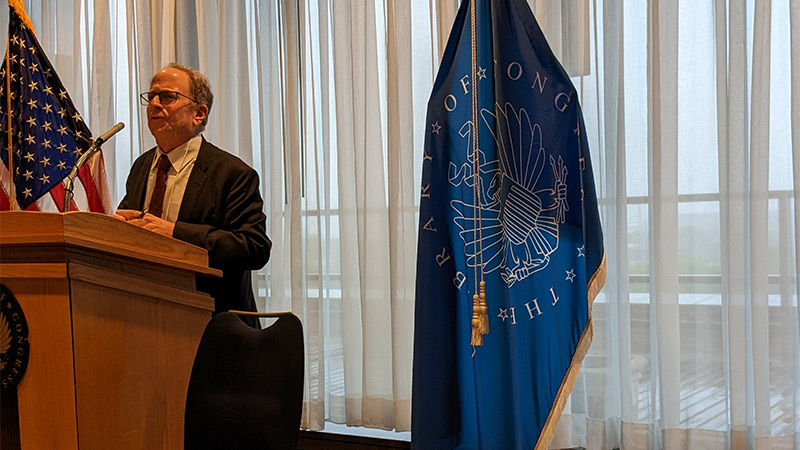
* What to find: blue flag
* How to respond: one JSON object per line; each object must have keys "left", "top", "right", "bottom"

{"left": 411, "top": 0, "right": 605, "bottom": 449}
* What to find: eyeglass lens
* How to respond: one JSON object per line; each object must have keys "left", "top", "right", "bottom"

{"left": 147, "top": 91, "right": 179, "bottom": 104}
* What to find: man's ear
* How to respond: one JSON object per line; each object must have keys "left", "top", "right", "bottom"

{"left": 194, "top": 104, "right": 209, "bottom": 125}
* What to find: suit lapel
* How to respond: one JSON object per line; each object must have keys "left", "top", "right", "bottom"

{"left": 178, "top": 139, "right": 211, "bottom": 221}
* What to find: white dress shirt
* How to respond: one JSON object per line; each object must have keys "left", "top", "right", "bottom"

{"left": 143, "top": 135, "right": 202, "bottom": 223}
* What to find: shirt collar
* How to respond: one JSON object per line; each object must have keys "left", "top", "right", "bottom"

{"left": 156, "top": 135, "right": 203, "bottom": 171}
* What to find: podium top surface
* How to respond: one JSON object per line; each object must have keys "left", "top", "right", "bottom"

{"left": 0, "top": 211, "right": 221, "bottom": 277}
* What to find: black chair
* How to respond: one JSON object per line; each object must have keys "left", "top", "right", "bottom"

{"left": 184, "top": 311, "right": 304, "bottom": 450}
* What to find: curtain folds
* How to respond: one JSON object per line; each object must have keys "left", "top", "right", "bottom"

{"left": 11, "top": 0, "right": 799, "bottom": 447}
{"left": 552, "top": 0, "right": 800, "bottom": 449}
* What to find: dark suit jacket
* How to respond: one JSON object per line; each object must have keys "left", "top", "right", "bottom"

{"left": 118, "top": 138, "right": 271, "bottom": 326}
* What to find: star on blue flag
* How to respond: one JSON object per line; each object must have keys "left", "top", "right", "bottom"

{"left": 411, "top": 1, "right": 606, "bottom": 449}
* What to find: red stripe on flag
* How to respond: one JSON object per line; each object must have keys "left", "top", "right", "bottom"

{"left": 77, "top": 158, "right": 105, "bottom": 213}
{"left": 46, "top": 182, "right": 70, "bottom": 212}
{"left": 0, "top": 184, "right": 10, "bottom": 210}
{"left": 0, "top": 161, "right": 13, "bottom": 210}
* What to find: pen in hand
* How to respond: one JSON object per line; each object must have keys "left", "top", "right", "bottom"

{"left": 137, "top": 208, "right": 148, "bottom": 219}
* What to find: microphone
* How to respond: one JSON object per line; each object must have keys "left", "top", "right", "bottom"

{"left": 94, "top": 122, "right": 125, "bottom": 146}
{"left": 62, "top": 122, "right": 125, "bottom": 212}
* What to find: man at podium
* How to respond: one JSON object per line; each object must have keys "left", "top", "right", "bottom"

{"left": 114, "top": 63, "right": 271, "bottom": 328}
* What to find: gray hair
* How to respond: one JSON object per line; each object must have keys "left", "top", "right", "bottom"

{"left": 167, "top": 62, "right": 214, "bottom": 127}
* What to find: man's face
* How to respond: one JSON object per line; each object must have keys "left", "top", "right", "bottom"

{"left": 146, "top": 68, "right": 208, "bottom": 151}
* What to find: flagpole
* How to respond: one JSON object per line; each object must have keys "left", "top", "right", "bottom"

{"left": 5, "top": 7, "right": 14, "bottom": 210}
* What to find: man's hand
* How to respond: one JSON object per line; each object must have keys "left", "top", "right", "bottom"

{"left": 113, "top": 209, "right": 142, "bottom": 221}
{"left": 113, "top": 209, "right": 175, "bottom": 237}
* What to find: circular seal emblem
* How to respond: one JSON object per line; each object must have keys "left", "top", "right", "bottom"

{"left": 1, "top": 283, "right": 29, "bottom": 392}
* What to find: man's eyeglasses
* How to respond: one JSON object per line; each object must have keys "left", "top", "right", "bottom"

{"left": 139, "top": 90, "right": 199, "bottom": 106}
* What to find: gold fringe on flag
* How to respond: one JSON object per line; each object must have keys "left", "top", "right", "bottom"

{"left": 534, "top": 253, "right": 607, "bottom": 450}
{"left": 5, "top": 24, "right": 12, "bottom": 210}
{"left": 9, "top": 0, "right": 36, "bottom": 35}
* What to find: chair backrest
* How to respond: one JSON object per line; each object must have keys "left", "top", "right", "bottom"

{"left": 184, "top": 312, "right": 304, "bottom": 450}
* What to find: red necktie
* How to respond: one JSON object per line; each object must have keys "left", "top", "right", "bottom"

{"left": 148, "top": 154, "right": 171, "bottom": 218}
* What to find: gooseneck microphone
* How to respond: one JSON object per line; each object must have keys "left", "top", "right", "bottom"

{"left": 62, "top": 122, "right": 125, "bottom": 212}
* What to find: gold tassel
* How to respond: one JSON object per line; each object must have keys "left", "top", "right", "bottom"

{"left": 478, "top": 281, "right": 489, "bottom": 335}
{"left": 471, "top": 294, "right": 483, "bottom": 346}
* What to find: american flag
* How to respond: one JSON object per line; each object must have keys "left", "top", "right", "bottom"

{"left": 0, "top": 1, "right": 109, "bottom": 213}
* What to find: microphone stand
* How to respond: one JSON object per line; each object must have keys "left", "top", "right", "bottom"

{"left": 62, "top": 122, "right": 125, "bottom": 212}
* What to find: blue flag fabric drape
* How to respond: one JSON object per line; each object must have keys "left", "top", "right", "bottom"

{"left": 411, "top": 0, "right": 606, "bottom": 449}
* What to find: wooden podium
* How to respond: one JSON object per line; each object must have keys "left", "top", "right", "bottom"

{"left": 0, "top": 211, "right": 219, "bottom": 450}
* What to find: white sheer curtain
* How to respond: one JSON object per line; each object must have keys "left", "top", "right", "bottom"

{"left": 252, "top": 1, "right": 427, "bottom": 431}
{"left": 11, "top": 0, "right": 800, "bottom": 447}
{"left": 548, "top": 0, "right": 800, "bottom": 449}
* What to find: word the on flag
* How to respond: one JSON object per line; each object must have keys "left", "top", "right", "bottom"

{"left": 412, "top": 0, "right": 606, "bottom": 449}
